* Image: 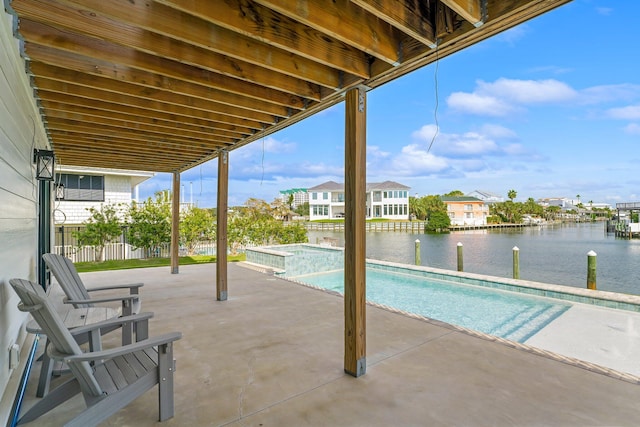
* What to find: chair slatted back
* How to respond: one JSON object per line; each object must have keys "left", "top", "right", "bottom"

{"left": 10, "top": 279, "right": 103, "bottom": 397}
{"left": 43, "top": 253, "right": 92, "bottom": 307}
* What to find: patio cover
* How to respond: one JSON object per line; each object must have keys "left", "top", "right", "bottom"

{"left": 7, "top": 0, "right": 570, "bottom": 172}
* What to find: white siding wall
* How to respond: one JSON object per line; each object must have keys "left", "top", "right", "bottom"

{"left": 0, "top": 9, "right": 50, "bottom": 421}
{"left": 56, "top": 175, "right": 133, "bottom": 224}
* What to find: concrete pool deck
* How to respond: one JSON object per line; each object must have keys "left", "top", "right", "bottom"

{"left": 16, "top": 262, "right": 640, "bottom": 426}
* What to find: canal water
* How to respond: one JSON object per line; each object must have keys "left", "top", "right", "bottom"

{"left": 308, "top": 222, "right": 640, "bottom": 296}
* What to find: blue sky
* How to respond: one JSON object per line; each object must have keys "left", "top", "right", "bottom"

{"left": 140, "top": 1, "right": 640, "bottom": 208}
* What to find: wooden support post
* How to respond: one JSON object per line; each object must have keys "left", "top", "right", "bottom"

{"left": 216, "top": 150, "right": 229, "bottom": 301}
{"left": 512, "top": 246, "right": 520, "bottom": 279}
{"left": 344, "top": 86, "right": 367, "bottom": 377}
{"left": 587, "top": 250, "right": 597, "bottom": 290}
{"left": 457, "top": 242, "right": 463, "bottom": 272}
{"left": 170, "top": 172, "right": 180, "bottom": 274}
{"left": 415, "top": 239, "right": 421, "bottom": 266}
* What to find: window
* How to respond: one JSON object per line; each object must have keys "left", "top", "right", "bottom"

{"left": 56, "top": 174, "right": 104, "bottom": 201}
{"left": 312, "top": 192, "right": 318, "bottom": 200}
{"left": 403, "top": 205, "right": 408, "bottom": 215}
{"left": 323, "top": 192, "right": 328, "bottom": 200}
{"left": 384, "top": 205, "right": 388, "bottom": 215}
{"left": 394, "top": 205, "right": 398, "bottom": 215}
{"left": 465, "top": 212, "right": 474, "bottom": 219}
{"left": 464, "top": 204, "right": 473, "bottom": 211}
{"left": 373, "top": 191, "right": 381, "bottom": 202}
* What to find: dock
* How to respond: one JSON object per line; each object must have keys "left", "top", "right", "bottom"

{"left": 610, "top": 202, "right": 640, "bottom": 238}
{"left": 304, "top": 221, "right": 531, "bottom": 233}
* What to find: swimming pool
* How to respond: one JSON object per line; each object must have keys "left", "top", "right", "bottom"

{"left": 293, "top": 268, "right": 570, "bottom": 342}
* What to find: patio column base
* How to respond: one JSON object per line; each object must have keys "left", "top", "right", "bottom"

{"left": 345, "top": 357, "right": 366, "bottom": 377}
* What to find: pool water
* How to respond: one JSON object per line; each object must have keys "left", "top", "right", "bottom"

{"left": 293, "top": 269, "right": 570, "bottom": 342}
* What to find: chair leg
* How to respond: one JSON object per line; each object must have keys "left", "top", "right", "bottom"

{"left": 36, "top": 338, "right": 54, "bottom": 397}
{"left": 158, "top": 342, "right": 175, "bottom": 421}
{"left": 19, "top": 379, "right": 81, "bottom": 424}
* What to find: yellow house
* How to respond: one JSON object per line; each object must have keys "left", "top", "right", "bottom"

{"left": 441, "top": 196, "right": 489, "bottom": 226}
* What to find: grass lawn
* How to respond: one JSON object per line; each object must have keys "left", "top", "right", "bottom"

{"left": 75, "top": 253, "right": 246, "bottom": 273}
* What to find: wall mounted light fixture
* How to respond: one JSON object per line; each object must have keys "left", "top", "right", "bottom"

{"left": 33, "top": 149, "right": 55, "bottom": 181}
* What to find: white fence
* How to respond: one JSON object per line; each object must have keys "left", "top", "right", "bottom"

{"left": 54, "top": 240, "right": 218, "bottom": 263}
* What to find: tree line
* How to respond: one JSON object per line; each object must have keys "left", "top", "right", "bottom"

{"left": 73, "top": 192, "right": 307, "bottom": 261}
{"left": 408, "top": 189, "right": 608, "bottom": 232}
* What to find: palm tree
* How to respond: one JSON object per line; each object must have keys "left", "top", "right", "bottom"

{"left": 507, "top": 189, "right": 517, "bottom": 202}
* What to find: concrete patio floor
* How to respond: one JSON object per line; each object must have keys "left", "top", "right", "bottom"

{"left": 18, "top": 262, "right": 640, "bottom": 426}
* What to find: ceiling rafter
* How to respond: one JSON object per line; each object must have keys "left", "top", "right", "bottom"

{"left": 254, "top": 0, "right": 404, "bottom": 65}
{"left": 35, "top": 80, "right": 267, "bottom": 129}
{"left": 154, "top": 0, "right": 370, "bottom": 77}
{"left": 39, "top": 96, "right": 253, "bottom": 137}
{"left": 20, "top": 28, "right": 309, "bottom": 109}
{"left": 45, "top": 118, "right": 237, "bottom": 147}
{"left": 43, "top": 106, "right": 242, "bottom": 140}
{"left": 12, "top": 0, "right": 341, "bottom": 89}
{"left": 30, "top": 61, "right": 290, "bottom": 120}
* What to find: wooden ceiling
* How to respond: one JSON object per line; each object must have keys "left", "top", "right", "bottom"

{"left": 8, "top": 0, "right": 571, "bottom": 173}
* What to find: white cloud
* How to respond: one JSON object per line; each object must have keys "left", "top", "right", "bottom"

{"left": 476, "top": 78, "right": 577, "bottom": 104}
{"left": 479, "top": 124, "right": 518, "bottom": 139}
{"left": 231, "top": 136, "right": 296, "bottom": 161}
{"left": 367, "top": 145, "right": 391, "bottom": 159}
{"left": 381, "top": 122, "right": 543, "bottom": 180}
{"left": 624, "top": 123, "right": 640, "bottom": 135}
{"left": 390, "top": 145, "right": 451, "bottom": 176}
{"left": 607, "top": 105, "right": 640, "bottom": 120}
{"left": 528, "top": 65, "right": 573, "bottom": 75}
{"left": 412, "top": 125, "right": 500, "bottom": 158}
{"left": 447, "top": 92, "right": 515, "bottom": 116}
{"left": 448, "top": 78, "right": 576, "bottom": 116}
{"left": 494, "top": 25, "right": 528, "bottom": 45}
{"left": 581, "top": 84, "right": 640, "bottom": 105}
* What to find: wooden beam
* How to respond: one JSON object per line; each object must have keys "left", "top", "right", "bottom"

{"left": 216, "top": 150, "right": 229, "bottom": 301}
{"left": 12, "top": 0, "right": 341, "bottom": 89}
{"left": 28, "top": 57, "right": 294, "bottom": 119}
{"left": 35, "top": 80, "right": 266, "bottom": 130}
{"left": 49, "top": 135, "right": 220, "bottom": 160}
{"left": 255, "top": 0, "right": 403, "bottom": 65}
{"left": 49, "top": 137, "right": 214, "bottom": 160}
{"left": 39, "top": 96, "right": 253, "bottom": 136}
{"left": 351, "top": 0, "right": 437, "bottom": 48}
{"left": 33, "top": 72, "right": 279, "bottom": 125}
{"left": 20, "top": 19, "right": 308, "bottom": 109}
{"left": 20, "top": 18, "right": 319, "bottom": 102}
{"left": 171, "top": 172, "right": 180, "bottom": 274}
{"left": 344, "top": 86, "right": 367, "bottom": 377}
{"left": 155, "top": 0, "right": 370, "bottom": 78}
{"left": 44, "top": 108, "right": 239, "bottom": 141}
{"left": 45, "top": 118, "right": 236, "bottom": 147}
{"left": 441, "top": 0, "right": 484, "bottom": 26}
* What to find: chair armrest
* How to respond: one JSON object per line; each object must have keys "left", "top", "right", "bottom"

{"left": 52, "top": 332, "right": 182, "bottom": 362}
{"left": 68, "top": 312, "right": 154, "bottom": 337}
{"left": 63, "top": 295, "right": 139, "bottom": 305}
{"left": 87, "top": 283, "right": 144, "bottom": 293}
